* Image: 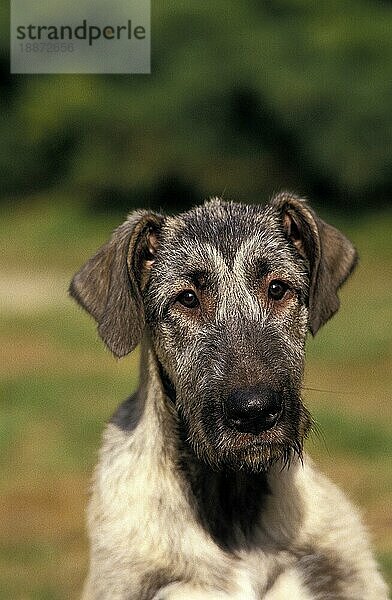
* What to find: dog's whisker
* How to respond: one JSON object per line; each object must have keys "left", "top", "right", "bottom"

{"left": 302, "top": 386, "right": 353, "bottom": 396}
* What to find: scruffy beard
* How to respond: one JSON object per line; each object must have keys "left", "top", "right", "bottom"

{"left": 177, "top": 395, "right": 312, "bottom": 474}
{"left": 190, "top": 435, "right": 307, "bottom": 474}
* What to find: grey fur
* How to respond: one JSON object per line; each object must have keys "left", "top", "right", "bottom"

{"left": 70, "top": 194, "right": 388, "bottom": 599}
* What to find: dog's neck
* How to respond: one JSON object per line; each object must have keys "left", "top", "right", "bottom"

{"left": 177, "top": 439, "right": 271, "bottom": 550}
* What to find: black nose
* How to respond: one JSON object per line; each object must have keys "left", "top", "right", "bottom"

{"left": 224, "top": 386, "right": 283, "bottom": 434}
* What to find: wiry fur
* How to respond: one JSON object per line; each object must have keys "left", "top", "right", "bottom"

{"left": 70, "top": 194, "right": 388, "bottom": 599}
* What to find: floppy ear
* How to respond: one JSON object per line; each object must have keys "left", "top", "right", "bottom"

{"left": 270, "top": 192, "right": 358, "bottom": 335}
{"left": 69, "top": 210, "right": 164, "bottom": 357}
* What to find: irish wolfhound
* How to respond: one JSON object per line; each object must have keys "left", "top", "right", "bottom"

{"left": 70, "top": 193, "right": 388, "bottom": 599}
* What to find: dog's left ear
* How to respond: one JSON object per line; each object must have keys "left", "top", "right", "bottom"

{"left": 70, "top": 210, "right": 164, "bottom": 357}
{"left": 270, "top": 193, "right": 358, "bottom": 335}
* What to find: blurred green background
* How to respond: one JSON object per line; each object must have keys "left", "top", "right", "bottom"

{"left": 0, "top": 1, "right": 391, "bottom": 598}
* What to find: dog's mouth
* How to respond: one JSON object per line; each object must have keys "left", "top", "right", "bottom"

{"left": 220, "top": 415, "right": 299, "bottom": 455}
{"left": 217, "top": 424, "right": 307, "bottom": 472}
{"left": 184, "top": 420, "right": 308, "bottom": 473}
{"left": 224, "top": 424, "right": 284, "bottom": 450}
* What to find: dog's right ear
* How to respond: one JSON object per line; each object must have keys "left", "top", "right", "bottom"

{"left": 69, "top": 210, "right": 164, "bottom": 358}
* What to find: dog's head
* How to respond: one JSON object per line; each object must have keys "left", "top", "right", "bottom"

{"left": 70, "top": 194, "right": 357, "bottom": 472}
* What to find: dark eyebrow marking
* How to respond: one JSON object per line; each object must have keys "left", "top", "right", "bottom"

{"left": 188, "top": 269, "right": 211, "bottom": 289}
{"left": 255, "top": 258, "right": 272, "bottom": 277}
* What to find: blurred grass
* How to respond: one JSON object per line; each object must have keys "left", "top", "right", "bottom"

{"left": 0, "top": 195, "right": 391, "bottom": 598}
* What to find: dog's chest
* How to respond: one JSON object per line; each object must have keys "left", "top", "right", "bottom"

{"left": 92, "top": 424, "right": 270, "bottom": 596}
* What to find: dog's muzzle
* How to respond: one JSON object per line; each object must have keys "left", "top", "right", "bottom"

{"left": 223, "top": 385, "right": 283, "bottom": 435}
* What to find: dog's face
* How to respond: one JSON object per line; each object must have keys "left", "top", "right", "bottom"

{"left": 145, "top": 200, "right": 311, "bottom": 471}
{"left": 70, "top": 194, "right": 357, "bottom": 473}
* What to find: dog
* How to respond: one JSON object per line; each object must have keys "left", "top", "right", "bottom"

{"left": 70, "top": 193, "right": 388, "bottom": 599}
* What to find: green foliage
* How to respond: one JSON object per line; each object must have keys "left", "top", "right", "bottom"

{"left": 1, "top": 1, "right": 392, "bottom": 211}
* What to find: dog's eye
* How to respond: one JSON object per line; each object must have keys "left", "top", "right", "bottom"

{"left": 177, "top": 290, "right": 199, "bottom": 309}
{"left": 268, "top": 280, "right": 289, "bottom": 301}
